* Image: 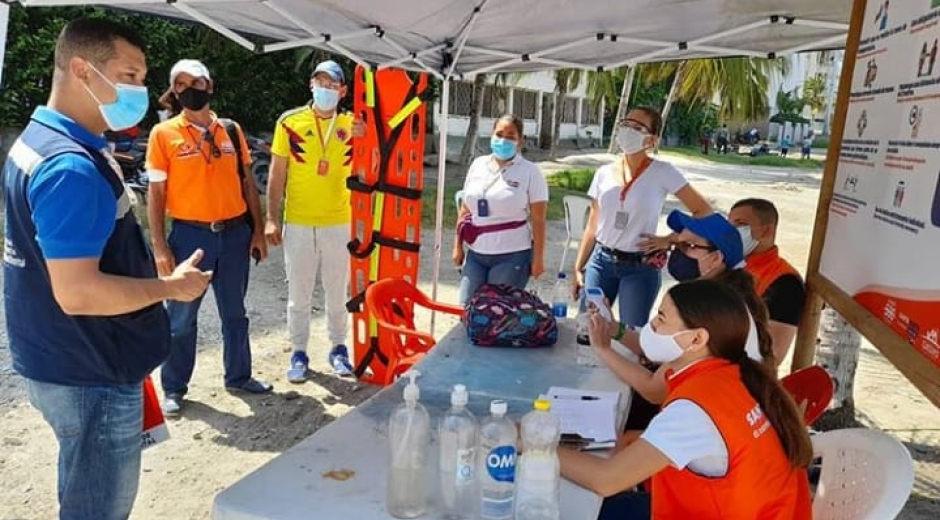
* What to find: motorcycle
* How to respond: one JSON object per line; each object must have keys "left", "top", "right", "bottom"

{"left": 246, "top": 135, "right": 271, "bottom": 194}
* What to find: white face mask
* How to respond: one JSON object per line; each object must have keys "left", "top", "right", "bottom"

{"left": 738, "top": 225, "right": 760, "bottom": 256}
{"left": 639, "top": 323, "right": 690, "bottom": 363}
{"left": 617, "top": 127, "right": 648, "bottom": 154}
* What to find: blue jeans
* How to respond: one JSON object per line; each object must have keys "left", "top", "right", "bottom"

{"left": 582, "top": 245, "right": 661, "bottom": 327}
{"left": 458, "top": 248, "right": 532, "bottom": 305}
{"left": 162, "top": 220, "right": 253, "bottom": 394}
{"left": 26, "top": 379, "right": 143, "bottom": 520}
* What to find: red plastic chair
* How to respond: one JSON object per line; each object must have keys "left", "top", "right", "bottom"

{"left": 780, "top": 365, "right": 834, "bottom": 427}
{"left": 363, "top": 277, "right": 465, "bottom": 386}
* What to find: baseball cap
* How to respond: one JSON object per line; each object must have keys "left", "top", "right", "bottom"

{"left": 666, "top": 210, "right": 745, "bottom": 269}
{"left": 169, "top": 59, "right": 211, "bottom": 85}
{"left": 311, "top": 60, "right": 345, "bottom": 84}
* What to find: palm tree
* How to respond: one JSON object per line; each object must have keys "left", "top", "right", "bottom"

{"left": 802, "top": 73, "right": 828, "bottom": 123}
{"left": 549, "top": 69, "right": 585, "bottom": 159}
{"left": 637, "top": 57, "right": 789, "bottom": 143}
{"left": 458, "top": 74, "right": 488, "bottom": 165}
{"left": 813, "top": 305, "right": 863, "bottom": 430}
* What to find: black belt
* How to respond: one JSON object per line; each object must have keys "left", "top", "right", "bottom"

{"left": 173, "top": 215, "right": 246, "bottom": 233}
{"left": 599, "top": 245, "right": 644, "bottom": 262}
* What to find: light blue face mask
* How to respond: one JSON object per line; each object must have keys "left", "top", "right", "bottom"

{"left": 311, "top": 86, "right": 340, "bottom": 111}
{"left": 83, "top": 63, "right": 149, "bottom": 131}
{"left": 490, "top": 137, "right": 517, "bottom": 160}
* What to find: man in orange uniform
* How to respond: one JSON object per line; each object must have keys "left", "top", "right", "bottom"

{"left": 147, "top": 59, "right": 271, "bottom": 416}
{"left": 729, "top": 198, "right": 806, "bottom": 365}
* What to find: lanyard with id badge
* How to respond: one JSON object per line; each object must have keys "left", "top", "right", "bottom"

{"left": 613, "top": 157, "right": 652, "bottom": 230}
{"left": 314, "top": 113, "right": 337, "bottom": 176}
{"left": 476, "top": 163, "right": 509, "bottom": 217}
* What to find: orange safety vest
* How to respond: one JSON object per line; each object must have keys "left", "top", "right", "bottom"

{"left": 650, "top": 358, "right": 812, "bottom": 520}
{"left": 746, "top": 246, "right": 802, "bottom": 297}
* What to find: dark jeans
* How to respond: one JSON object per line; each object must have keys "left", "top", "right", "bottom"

{"left": 161, "top": 220, "right": 253, "bottom": 394}
{"left": 26, "top": 379, "right": 143, "bottom": 520}
{"left": 599, "top": 490, "right": 651, "bottom": 520}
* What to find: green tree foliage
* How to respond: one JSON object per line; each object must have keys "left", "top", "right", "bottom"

{"left": 0, "top": 6, "right": 351, "bottom": 132}
{"left": 801, "top": 73, "right": 827, "bottom": 120}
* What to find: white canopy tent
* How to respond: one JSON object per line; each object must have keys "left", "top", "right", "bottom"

{"left": 3, "top": 0, "right": 851, "bottom": 329}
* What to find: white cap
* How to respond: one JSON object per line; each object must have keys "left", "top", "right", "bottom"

{"left": 402, "top": 370, "right": 421, "bottom": 402}
{"left": 169, "top": 59, "right": 211, "bottom": 85}
{"left": 451, "top": 384, "right": 468, "bottom": 406}
{"left": 490, "top": 400, "right": 507, "bottom": 416}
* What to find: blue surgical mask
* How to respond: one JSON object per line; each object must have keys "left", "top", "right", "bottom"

{"left": 490, "top": 137, "right": 517, "bottom": 160}
{"left": 83, "top": 63, "right": 149, "bottom": 131}
{"left": 312, "top": 86, "right": 340, "bottom": 111}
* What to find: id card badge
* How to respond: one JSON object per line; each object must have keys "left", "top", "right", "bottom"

{"left": 614, "top": 211, "right": 629, "bottom": 230}
{"left": 477, "top": 198, "right": 490, "bottom": 217}
{"left": 317, "top": 159, "right": 330, "bottom": 176}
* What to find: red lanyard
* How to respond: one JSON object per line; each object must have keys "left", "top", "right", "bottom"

{"left": 619, "top": 156, "right": 653, "bottom": 201}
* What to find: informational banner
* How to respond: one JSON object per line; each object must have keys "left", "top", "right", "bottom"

{"left": 820, "top": 0, "right": 940, "bottom": 369}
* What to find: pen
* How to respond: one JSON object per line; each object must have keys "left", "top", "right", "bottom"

{"left": 552, "top": 395, "right": 600, "bottom": 401}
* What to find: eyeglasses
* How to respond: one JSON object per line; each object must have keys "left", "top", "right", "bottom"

{"left": 617, "top": 118, "right": 652, "bottom": 134}
{"left": 673, "top": 241, "right": 718, "bottom": 254}
{"left": 203, "top": 129, "right": 222, "bottom": 159}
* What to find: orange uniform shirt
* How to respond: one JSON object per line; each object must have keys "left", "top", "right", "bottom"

{"left": 146, "top": 113, "right": 250, "bottom": 222}
{"left": 746, "top": 246, "right": 802, "bottom": 297}
{"left": 651, "top": 358, "right": 813, "bottom": 520}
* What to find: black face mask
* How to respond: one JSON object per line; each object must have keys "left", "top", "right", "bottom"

{"left": 177, "top": 87, "right": 212, "bottom": 111}
{"left": 667, "top": 249, "right": 701, "bottom": 281}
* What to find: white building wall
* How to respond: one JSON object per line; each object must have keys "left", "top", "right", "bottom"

{"left": 767, "top": 50, "right": 844, "bottom": 141}
{"left": 433, "top": 71, "right": 603, "bottom": 144}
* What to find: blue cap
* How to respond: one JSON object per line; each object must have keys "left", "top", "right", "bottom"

{"left": 311, "top": 60, "right": 345, "bottom": 84}
{"left": 666, "top": 210, "right": 745, "bottom": 270}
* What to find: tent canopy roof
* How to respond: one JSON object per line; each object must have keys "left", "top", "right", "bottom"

{"left": 21, "top": 0, "right": 851, "bottom": 78}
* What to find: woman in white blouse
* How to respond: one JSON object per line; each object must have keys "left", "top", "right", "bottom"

{"left": 572, "top": 106, "right": 711, "bottom": 327}
{"left": 453, "top": 114, "right": 549, "bottom": 305}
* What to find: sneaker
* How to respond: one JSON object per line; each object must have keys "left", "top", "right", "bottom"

{"left": 162, "top": 393, "right": 183, "bottom": 418}
{"left": 225, "top": 378, "right": 273, "bottom": 394}
{"left": 328, "top": 345, "right": 354, "bottom": 377}
{"left": 287, "top": 351, "right": 309, "bottom": 383}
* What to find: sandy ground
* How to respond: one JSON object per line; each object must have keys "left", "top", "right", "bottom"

{"left": 0, "top": 148, "right": 937, "bottom": 519}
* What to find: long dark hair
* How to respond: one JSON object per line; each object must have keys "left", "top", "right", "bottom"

{"left": 668, "top": 279, "right": 813, "bottom": 469}
{"left": 714, "top": 268, "right": 774, "bottom": 368}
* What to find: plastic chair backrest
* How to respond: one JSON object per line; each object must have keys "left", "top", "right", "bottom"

{"left": 563, "top": 195, "right": 591, "bottom": 242}
{"left": 367, "top": 278, "right": 421, "bottom": 331}
{"left": 811, "top": 428, "right": 914, "bottom": 520}
{"left": 780, "top": 365, "right": 835, "bottom": 426}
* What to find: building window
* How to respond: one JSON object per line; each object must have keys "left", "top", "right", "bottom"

{"left": 513, "top": 89, "right": 539, "bottom": 120}
{"left": 449, "top": 81, "right": 475, "bottom": 117}
{"left": 581, "top": 99, "right": 600, "bottom": 125}
{"left": 482, "top": 86, "right": 509, "bottom": 118}
{"left": 561, "top": 96, "right": 578, "bottom": 124}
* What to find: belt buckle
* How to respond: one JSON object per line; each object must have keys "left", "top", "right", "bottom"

{"left": 210, "top": 221, "right": 225, "bottom": 233}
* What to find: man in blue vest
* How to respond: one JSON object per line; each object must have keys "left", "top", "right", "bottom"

{"left": 2, "top": 19, "right": 211, "bottom": 520}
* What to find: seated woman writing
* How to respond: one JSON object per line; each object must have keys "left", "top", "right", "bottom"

{"left": 597, "top": 210, "right": 774, "bottom": 413}
{"left": 560, "top": 279, "right": 813, "bottom": 520}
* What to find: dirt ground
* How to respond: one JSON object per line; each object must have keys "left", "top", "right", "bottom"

{"left": 0, "top": 149, "right": 937, "bottom": 519}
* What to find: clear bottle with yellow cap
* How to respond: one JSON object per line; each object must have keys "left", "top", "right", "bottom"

{"left": 514, "top": 398, "right": 560, "bottom": 520}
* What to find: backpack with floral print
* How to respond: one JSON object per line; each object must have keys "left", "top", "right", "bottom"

{"left": 463, "top": 284, "right": 558, "bottom": 347}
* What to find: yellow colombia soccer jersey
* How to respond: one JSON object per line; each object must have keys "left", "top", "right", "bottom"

{"left": 271, "top": 107, "right": 354, "bottom": 226}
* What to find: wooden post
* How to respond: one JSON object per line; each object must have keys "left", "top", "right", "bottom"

{"left": 791, "top": 0, "right": 868, "bottom": 373}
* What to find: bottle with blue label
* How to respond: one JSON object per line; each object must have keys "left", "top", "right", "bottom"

{"left": 439, "top": 384, "right": 479, "bottom": 520}
{"left": 551, "top": 272, "right": 568, "bottom": 318}
{"left": 479, "top": 400, "right": 517, "bottom": 520}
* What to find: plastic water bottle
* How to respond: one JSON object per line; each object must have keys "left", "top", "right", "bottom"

{"left": 439, "top": 384, "right": 479, "bottom": 520}
{"left": 387, "top": 371, "right": 430, "bottom": 518}
{"left": 514, "top": 398, "right": 561, "bottom": 520}
{"left": 479, "top": 400, "right": 518, "bottom": 520}
{"left": 551, "top": 273, "right": 568, "bottom": 318}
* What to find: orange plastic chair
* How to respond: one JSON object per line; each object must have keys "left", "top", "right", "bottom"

{"left": 363, "top": 277, "right": 465, "bottom": 386}
{"left": 780, "top": 365, "right": 834, "bottom": 427}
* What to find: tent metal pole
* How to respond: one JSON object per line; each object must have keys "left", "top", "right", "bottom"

{"left": 380, "top": 36, "right": 444, "bottom": 79}
{"left": 530, "top": 35, "right": 599, "bottom": 59}
{"left": 327, "top": 40, "right": 371, "bottom": 69}
{"left": 446, "top": 0, "right": 490, "bottom": 78}
{"left": 0, "top": 3, "right": 8, "bottom": 89}
{"left": 792, "top": 19, "right": 851, "bottom": 31}
{"left": 379, "top": 43, "right": 448, "bottom": 70}
{"left": 429, "top": 78, "right": 451, "bottom": 336}
{"left": 264, "top": 28, "right": 378, "bottom": 53}
{"left": 173, "top": 2, "right": 256, "bottom": 51}
{"left": 463, "top": 45, "right": 517, "bottom": 59}
{"left": 778, "top": 34, "right": 848, "bottom": 56}
{"left": 691, "top": 45, "right": 769, "bottom": 57}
